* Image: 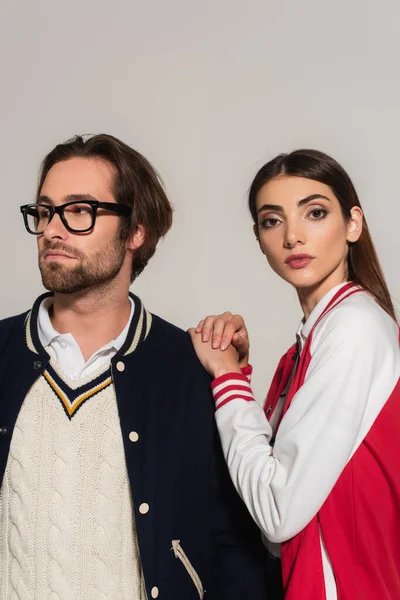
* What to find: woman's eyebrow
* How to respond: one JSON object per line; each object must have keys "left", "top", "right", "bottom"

{"left": 297, "top": 194, "right": 331, "bottom": 207}
{"left": 257, "top": 194, "right": 331, "bottom": 214}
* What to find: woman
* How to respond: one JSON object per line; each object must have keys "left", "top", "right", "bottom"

{"left": 189, "top": 149, "right": 400, "bottom": 600}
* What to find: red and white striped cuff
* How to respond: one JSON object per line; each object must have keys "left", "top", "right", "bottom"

{"left": 211, "top": 372, "right": 255, "bottom": 411}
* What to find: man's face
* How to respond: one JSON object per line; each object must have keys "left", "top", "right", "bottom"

{"left": 38, "top": 157, "right": 128, "bottom": 294}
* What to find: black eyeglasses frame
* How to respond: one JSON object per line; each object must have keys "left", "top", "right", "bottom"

{"left": 20, "top": 200, "right": 132, "bottom": 235}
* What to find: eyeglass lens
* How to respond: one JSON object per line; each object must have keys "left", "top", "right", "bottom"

{"left": 26, "top": 203, "right": 94, "bottom": 233}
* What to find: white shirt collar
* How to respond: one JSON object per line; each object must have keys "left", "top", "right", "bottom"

{"left": 37, "top": 296, "right": 135, "bottom": 353}
{"left": 296, "top": 282, "right": 352, "bottom": 345}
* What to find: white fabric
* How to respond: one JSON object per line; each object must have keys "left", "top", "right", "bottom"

{"left": 0, "top": 364, "right": 144, "bottom": 600}
{"left": 37, "top": 297, "right": 134, "bottom": 379}
{"left": 213, "top": 283, "right": 400, "bottom": 599}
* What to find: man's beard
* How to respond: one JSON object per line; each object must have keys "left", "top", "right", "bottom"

{"left": 39, "top": 238, "right": 126, "bottom": 294}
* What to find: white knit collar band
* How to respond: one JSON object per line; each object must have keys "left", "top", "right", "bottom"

{"left": 37, "top": 296, "right": 135, "bottom": 354}
{"left": 25, "top": 292, "right": 152, "bottom": 357}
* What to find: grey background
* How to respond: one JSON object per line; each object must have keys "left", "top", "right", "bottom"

{"left": 1, "top": 0, "right": 399, "bottom": 399}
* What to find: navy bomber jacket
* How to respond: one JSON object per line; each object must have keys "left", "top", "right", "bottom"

{"left": 0, "top": 292, "right": 270, "bottom": 599}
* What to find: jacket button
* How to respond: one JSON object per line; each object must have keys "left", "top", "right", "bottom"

{"left": 151, "top": 587, "right": 159, "bottom": 598}
{"left": 139, "top": 503, "right": 149, "bottom": 514}
{"left": 116, "top": 361, "right": 125, "bottom": 372}
{"left": 266, "top": 405, "right": 272, "bottom": 415}
{"left": 33, "top": 361, "right": 42, "bottom": 369}
{"left": 129, "top": 431, "right": 139, "bottom": 442}
{"left": 292, "top": 352, "right": 298, "bottom": 361}
{"left": 0, "top": 427, "right": 7, "bottom": 435}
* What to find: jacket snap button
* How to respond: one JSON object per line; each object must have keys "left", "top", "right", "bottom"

{"left": 266, "top": 405, "right": 272, "bottom": 415}
{"left": 151, "top": 586, "right": 159, "bottom": 598}
{"left": 139, "top": 503, "right": 149, "bottom": 514}
{"left": 33, "top": 361, "right": 42, "bottom": 369}
{"left": 0, "top": 427, "right": 7, "bottom": 435}
{"left": 116, "top": 361, "right": 125, "bottom": 372}
{"left": 129, "top": 431, "right": 139, "bottom": 442}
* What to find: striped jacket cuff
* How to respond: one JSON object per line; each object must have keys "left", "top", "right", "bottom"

{"left": 211, "top": 373, "right": 255, "bottom": 411}
{"left": 240, "top": 364, "right": 253, "bottom": 378}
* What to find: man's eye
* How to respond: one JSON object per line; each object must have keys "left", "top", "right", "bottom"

{"left": 71, "top": 205, "right": 91, "bottom": 215}
{"left": 38, "top": 207, "right": 50, "bottom": 218}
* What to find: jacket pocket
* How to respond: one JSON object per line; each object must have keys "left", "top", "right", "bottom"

{"left": 171, "top": 540, "right": 204, "bottom": 599}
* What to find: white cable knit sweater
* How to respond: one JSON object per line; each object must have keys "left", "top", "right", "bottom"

{"left": 0, "top": 362, "right": 143, "bottom": 600}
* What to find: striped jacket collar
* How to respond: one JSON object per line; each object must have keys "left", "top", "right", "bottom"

{"left": 296, "top": 281, "right": 362, "bottom": 345}
{"left": 25, "top": 292, "right": 152, "bottom": 357}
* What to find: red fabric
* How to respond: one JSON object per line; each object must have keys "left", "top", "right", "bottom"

{"left": 212, "top": 372, "right": 254, "bottom": 411}
{"left": 213, "top": 384, "right": 252, "bottom": 403}
{"left": 267, "top": 285, "right": 400, "bottom": 599}
{"left": 264, "top": 344, "right": 297, "bottom": 416}
{"left": 240, "top": 364, "right": 253, "bottom": 378}
{"left": 211, "top": 372, "right": 249, "bottom": 390}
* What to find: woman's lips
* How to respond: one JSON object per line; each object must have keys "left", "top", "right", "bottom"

{"left": 285, "top": 254, "right": 315, "bottom": 270}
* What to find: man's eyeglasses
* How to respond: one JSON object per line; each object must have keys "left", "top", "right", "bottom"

{"left": 20, "top": 200, "right": 132, "bottom": 235}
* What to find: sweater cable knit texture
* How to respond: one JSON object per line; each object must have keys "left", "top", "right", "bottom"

{"left": 0, "top": 362, "right": 143, "bottom": 600}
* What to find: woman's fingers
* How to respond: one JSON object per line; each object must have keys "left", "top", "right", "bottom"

{"left": 201, "top": 315, "right": 218, "bottom": 342}
{"left": 209, "top": 312, "right": 233, "bottom": 347}
{"left": 217, "top": 320, "right": 238, "bottom": 350}
{"left": 211, "top": 317, "right": 230, "bottom": 348}
{"left": 188, "top": 327, "right": 241, "bottom": 379}
{"left": 194, "top": 312, "right": 249, "bottom": 357}
{"left": 195, "top": 319, "right": 205, "bottom": 333}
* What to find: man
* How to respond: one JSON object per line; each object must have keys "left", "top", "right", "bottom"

{"left": 0, "top": 134, "right": 268, "bottom": 599}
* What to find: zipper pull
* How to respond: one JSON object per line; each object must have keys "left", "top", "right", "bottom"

{"left": 171, "top": 540, "right": 181, "bottom": 557}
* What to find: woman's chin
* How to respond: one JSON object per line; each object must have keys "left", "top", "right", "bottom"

{"left": 277, "top": 269, "right": 322, "bottom": 289}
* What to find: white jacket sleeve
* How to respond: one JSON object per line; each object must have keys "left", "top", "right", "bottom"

{"left": 213, "top": 302, "right": 399, "bottom": 543}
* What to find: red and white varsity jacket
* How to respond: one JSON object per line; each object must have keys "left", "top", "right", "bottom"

{"left": 211, "top": 282, "right": 400, "bottom": 599}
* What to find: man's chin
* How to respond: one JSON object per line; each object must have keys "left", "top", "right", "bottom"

{"left": 41, "top": 279, "right": 88, "bottom": 294}
{"left": 40, "top": 267, "right": 87, "bottom": 295}
{"left": 39, "top": 248, "right": 125, "bottom": 295}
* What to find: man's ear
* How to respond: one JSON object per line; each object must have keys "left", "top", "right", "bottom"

{"left": 126, "top": 224, "right": 146, "bottom": 251}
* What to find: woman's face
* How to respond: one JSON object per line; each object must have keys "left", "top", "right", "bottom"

{"left": 255, "top": 175, "right": 363, "bottom": 294}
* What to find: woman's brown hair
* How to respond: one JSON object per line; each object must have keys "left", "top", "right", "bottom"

{"left": 248, "top": 149, "right": 396, "bottom": 320}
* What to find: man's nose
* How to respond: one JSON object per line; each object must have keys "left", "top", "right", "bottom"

{"left": 42, "top": 212, "right": 68, "bottom": 241}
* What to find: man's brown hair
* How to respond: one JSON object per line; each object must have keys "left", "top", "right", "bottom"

{"left": 37, "top": 134, "right": 173, "bottom": 281}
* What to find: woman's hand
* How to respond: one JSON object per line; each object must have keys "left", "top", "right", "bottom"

{"left": 194, "top": 312, "right": 250, "bottom": 368}
{"left": 188, "top": 328, "right": 242, "bottom": 379}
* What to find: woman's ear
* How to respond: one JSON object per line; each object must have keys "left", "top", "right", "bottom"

{"left": 253, "top": 223, "right": 265, "bottom": 254}
{"left": 127, "top": 224, "right": 146, "bottom": 251}
{"left": 347, "top": 207, "right": 363, "bottom": 243}
{"left": 253, "top": 223, "right": 259, "bottom": 241}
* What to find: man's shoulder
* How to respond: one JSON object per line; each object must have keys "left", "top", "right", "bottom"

{"left": 149, "top": 313, "right": 190, "bottom": 343}
{"left": 148, "top": 312, "right": 195, "bottom": 359}
{"left": 146, "top": 312, "right": 210, "bottom": 378}
{"left": 0, "top": 310, "right": 30, "bottom": 335}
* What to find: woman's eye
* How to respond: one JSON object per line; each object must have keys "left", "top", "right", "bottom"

{"left": 309, "top": 209, "right": 327, "bottom": 220}
{"left": 260, "top": 218, "right": 281, "bottom": 229}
